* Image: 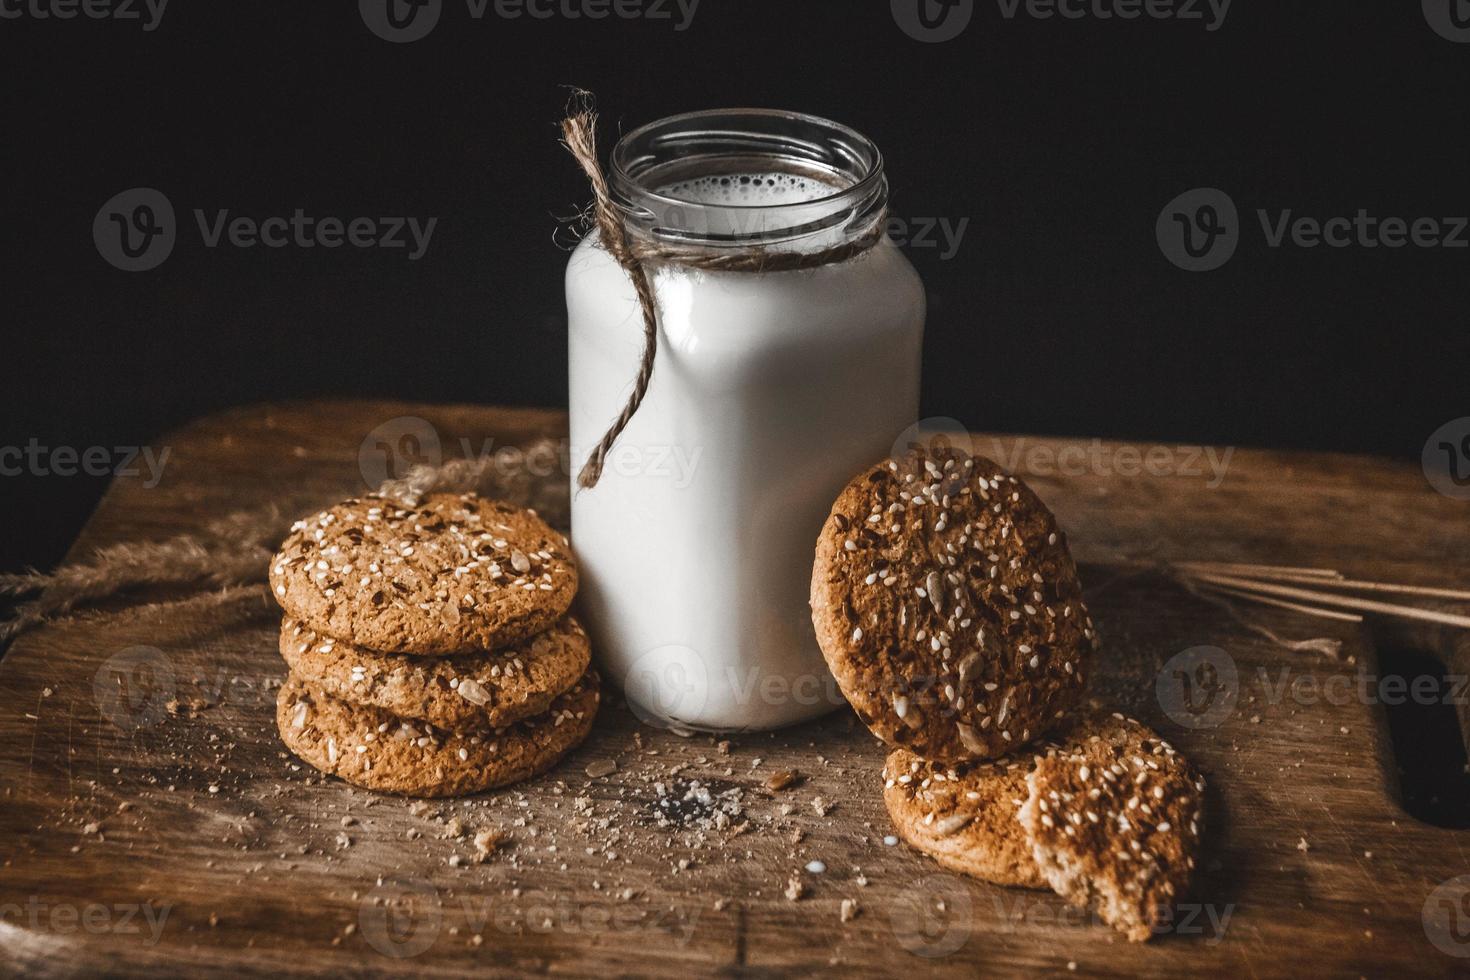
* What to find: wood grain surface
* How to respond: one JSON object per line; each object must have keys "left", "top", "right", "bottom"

{"left": 2, "top": 400, "right": 1468, "bottom": 978}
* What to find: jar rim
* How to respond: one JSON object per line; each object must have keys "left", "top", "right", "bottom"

{"left": 607, "top": 108, "right": 888, "bottom": 248}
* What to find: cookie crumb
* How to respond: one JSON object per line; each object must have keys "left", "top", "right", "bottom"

{"left": 765, "top": 769, "right": 799, "bottom": 791}
{"left": 473, "top": 829, "right": 507, "bottom": 860}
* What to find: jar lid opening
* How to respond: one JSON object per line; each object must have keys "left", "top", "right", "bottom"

{"left": 609, "top": 109, "right": 888, "bottom": 249}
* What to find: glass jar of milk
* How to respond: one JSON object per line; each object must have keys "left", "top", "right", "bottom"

{"left": 567, "top": 109, "right": 925, "bottom": 731}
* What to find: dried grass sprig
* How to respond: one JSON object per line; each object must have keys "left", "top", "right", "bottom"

{"left": 1172, "top": 572, "right": 1346, "bottom": 659}
{"left": 0, "top": 534, "right": 273, "bottom": 644}
{"left": 0, "top": 438, "right": 570, "bottom": 645}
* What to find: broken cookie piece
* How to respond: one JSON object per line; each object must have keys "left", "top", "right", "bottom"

{"left": 1018, "top": 709, "right": 1205, "bottom": 942}
{"left": 882, "top": 747, "right": 1046, "bottom": 889}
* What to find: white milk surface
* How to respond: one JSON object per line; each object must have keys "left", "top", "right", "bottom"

{"left": 566, "top": 174, "right": 925, "bottom": 731}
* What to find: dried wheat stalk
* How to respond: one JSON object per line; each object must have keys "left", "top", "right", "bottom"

{"left": 0, "top": 438, "right": 569, "bottom": 645}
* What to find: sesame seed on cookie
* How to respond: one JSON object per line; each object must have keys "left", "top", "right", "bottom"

{"left": 811, "top": 448, "right": 1096, "bottom": 762}
{"left": 276, "top": 669, "right": 600, "bottom": 798}
{"left": 278, "top": 615, "right": 591, "bottom": 731}
{"left": 882, "top": 746, "right": 1047, "bottom": 889}
{"left": 269, "top": 493, "right": 577, "bottom": 656}
{"left": 1018, "top": 708, "right": 1206, "bottom": 942}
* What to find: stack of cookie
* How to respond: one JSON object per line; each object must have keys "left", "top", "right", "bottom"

{"left": 812, "top": 448, "right": 1205, "bottom": 942}
{"left": 268, "top": 493, "right": 599, "bottom": 798}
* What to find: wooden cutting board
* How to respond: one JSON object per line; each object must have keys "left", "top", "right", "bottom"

{"left": 2, "top": 400, "right": 1467, "bottom": 978}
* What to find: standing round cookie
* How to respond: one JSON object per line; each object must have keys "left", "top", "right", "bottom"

{"left": 278, "top": 615, "right": 592, "bottom": 731}
{"left": 270, "top": 493, "right": 577, "bottom": 656}
{"left": 811, "top": 448, "right": 1096, "bottom": 762}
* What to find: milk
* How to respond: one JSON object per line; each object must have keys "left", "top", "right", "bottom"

{"left": 567, "top": 130, "right": 925, "bottom": 731}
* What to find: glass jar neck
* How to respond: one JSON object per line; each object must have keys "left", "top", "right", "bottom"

{"left": 608, "top": 109, "right": 888, "bottom": 253}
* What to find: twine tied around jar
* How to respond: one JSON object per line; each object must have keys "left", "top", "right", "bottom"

{"left": 559, "top": 92, "right": 887, "bottom": 490}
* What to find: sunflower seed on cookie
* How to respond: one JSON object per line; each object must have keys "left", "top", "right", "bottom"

{"left": 1017, "top": 708, "right": 1205, "bottom": 942}
{"left": 278, "top": 615, "right": 591, "bottom": 730}
{"left": 882, "top": 746, "right": 1046, "bottom": 889}
{"left": 810, "top": 447, "right": 1095, "bottom": 762}
{"left": 277, "top": 669, "right": 600, "bottom": 798}
{"left": 269, "top": 493, "right": 577, "bottom": 656}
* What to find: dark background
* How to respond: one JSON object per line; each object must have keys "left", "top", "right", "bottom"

{"left": 2, "top": 0, "right": 1467, "bottom": 577}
